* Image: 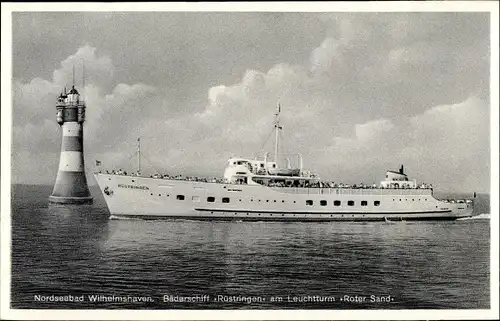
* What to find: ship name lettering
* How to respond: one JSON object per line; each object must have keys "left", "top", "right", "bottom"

{"left": 117, "top": 184, "right": 150, "bottom": 190}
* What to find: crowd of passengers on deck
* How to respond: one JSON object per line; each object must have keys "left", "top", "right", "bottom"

{"left": 263, "top": 181, "right": 432, "bottom": 189}
{"left": 101, "top": 169, "right": 433, "bottom": 189}
{"left": 101, "top": 169, "right": 224, "bottom": 183}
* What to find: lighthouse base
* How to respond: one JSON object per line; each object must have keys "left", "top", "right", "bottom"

{"left": 48, "top": 195, "right": 93, "bottom": 205}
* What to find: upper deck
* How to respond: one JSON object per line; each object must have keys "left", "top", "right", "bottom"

{"left": 269, "top": 186, "right": 433, "bottom": 196}
{"left": 96, "top": 171, "right": 433, "bottom": 196}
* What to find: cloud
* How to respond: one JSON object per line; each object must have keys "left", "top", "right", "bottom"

{"left": 310, "top": 96, "right": 489, "bottom": 191}
{"left": 355, "top": 119, "right": 395, "bottom": 142}
{"left": 11, "top": 46, "right": 159, "bottom": 183}
{"left": 10, "top": 13, "right": 490, "bottom": 193}
{"left": 52, "top": 45, "right": 114, "bottom": 88}
{"left": 310, "top": 38, "right": 344, "bottom": 74}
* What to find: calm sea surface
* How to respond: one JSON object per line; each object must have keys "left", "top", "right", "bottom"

{"left": 10, "top": 184, "right": 490, "bottom": 309}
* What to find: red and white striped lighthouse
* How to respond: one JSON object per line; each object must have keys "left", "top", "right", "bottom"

{"left": 49, "top": 85, "right": 93, "bottom": 204}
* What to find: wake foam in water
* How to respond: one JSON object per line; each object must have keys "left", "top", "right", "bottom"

{"left": 109, "top": 215, "right": 140, "bottom": 220}
{"left": 457, "top": 213, "right": 490, "bottom": 220}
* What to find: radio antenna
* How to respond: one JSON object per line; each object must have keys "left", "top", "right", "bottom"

{"left": 82, "top": 60, "right": 85, "bottom": 101}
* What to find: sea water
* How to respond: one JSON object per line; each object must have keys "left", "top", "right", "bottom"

{"left": 10, "top": 185, "right": 490, "bottom": 309}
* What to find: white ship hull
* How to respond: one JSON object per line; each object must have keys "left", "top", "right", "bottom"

{"left": 95, "top": 174, "right": 474, "bottom": 221}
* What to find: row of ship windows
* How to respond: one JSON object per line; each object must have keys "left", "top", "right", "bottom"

{"left": 154, "top": 193, "right": 384, "bottom": 206}
{"left": 152, "top": 193, "right": 429, "bottom": 205}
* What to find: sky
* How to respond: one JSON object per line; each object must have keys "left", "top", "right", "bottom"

{"left": 9, "top": 9, "right": 493, "bottom": 193}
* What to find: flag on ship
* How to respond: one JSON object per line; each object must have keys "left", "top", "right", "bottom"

{"left": 95, "top": 160, "right": 101, "bottom": 166}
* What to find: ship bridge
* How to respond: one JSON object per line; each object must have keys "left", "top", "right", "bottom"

{"left": 380, "top": 165, "right": 417, "bottom": 189}
{"left": 223, "top": 155, "right": 317, "bottom": 187}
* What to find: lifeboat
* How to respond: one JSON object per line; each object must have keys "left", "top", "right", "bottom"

{"left": 267, "top": 168, "right": 301, "bottom": 176}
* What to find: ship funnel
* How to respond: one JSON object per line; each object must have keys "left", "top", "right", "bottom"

{"left": 399, "top": 165, "right": 404, "bottom": 174}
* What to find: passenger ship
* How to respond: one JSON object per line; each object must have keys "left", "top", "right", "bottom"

{"left": 94, "top": 105, "right": 474, "bottom": 221}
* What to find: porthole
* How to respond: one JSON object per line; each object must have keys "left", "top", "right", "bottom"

{"left": 176, "top": 195, "right": 185, "bottom": 200}
{"left": 207, "top": 197, "right": 215, "bottom": 203}
{"left": 320, "top": 200, "right": 327, "bottom": 206}
{"left": 347, "top": 201, "right": 354, "bottom": 206}
{"left": 334, "top": 200, "right": 341, "bottom": 206}
{"left": 222, "top": 197, "right": 230, "bottom": 203}
{"left": 306, "top": 200, "right": 313, "bottom": 206}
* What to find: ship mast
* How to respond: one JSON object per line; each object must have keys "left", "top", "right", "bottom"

{"left": 274, "top": 103, "right": 282, "bottom": 164}
{"left": 137, "top": 137, "right": 141, "bottom": 173}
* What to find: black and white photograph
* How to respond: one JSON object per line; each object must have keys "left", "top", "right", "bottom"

{"left": 1, "top": 2, "right": 498, "bottom": 320}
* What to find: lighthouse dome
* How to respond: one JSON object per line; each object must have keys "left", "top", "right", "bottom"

{"left": 68, "top": 85, "right": 79, "bottom": 95}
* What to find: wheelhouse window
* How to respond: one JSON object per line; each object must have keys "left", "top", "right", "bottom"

{"left": 207, "top": 196, "right": 215, "bottom": 203}
{"left": 306, "top": 200, "right": 313, "bottom": 206}
{"left": 347, "top": 200, "right": 354, "bottom": 206}
{"left": 176, "top": 195, "right": 185, "bottom": 201}
{"left": 361, "top": 201, "right": 368, "bottom": 206}
{"left": 334, "top": 200, "right": 341, "bottom": 206}
{"left": 374, "top": 200, "right": 380, "bottom": 206}
{"left": 320, "top": 200, "right": 327, "bottom": 206}
{"left": 222, "top": 197, "right": 230, "bottom": 203}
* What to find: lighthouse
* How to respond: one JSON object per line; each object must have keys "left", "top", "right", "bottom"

{"left": 49, "top": 85, "right": 93, "bottom": 204}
